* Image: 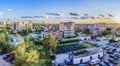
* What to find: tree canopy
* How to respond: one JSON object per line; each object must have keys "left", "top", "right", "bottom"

{"left": 14, "top": 36, "right": 39, "bottom": 66}
{"left": 42, "top": 33, "right": 58, "bottom": 56}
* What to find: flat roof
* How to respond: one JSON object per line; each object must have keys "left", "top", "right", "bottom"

{"left": 71, "top": 48, "right": 103, "bottom": 58}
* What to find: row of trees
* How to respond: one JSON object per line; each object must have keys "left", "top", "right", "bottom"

{"left": 14, "top": 33, "right": 58, "bottom": 66}
{"left": 0, "top": 26, "right": 58, "bottom": 66}
{"left": 17, "top": 27, "right": 43, "bottom": 36}
{"left": 0, "top": 28, "right": 14, "bottom": 53}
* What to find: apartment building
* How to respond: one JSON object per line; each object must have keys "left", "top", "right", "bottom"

{"left": 0, "top": 19, "right": 33, "bottom": 31}
{"left": 0, "top": 19, "right": 11, "bottom": 28}
{"left": 76, "top": 23, "right": 107, "bottom": 35}
{"left": 59, "top": 22, "right": 75, "bottom": 37}
{"left": 11, "top": 21, "right": 33, "bottom": 31}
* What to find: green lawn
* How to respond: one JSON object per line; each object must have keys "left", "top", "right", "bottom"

{"left": 117, "top": 41, "right": 120, "bottom": 45}
{"left": 79, "top": 42, "right": 94, "bottom": 48}
{"left": 58, "top": 41, "right": 94, "bottom": 49}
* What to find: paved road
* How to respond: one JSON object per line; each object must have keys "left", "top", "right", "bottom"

{"left": 0, "top": 55, "right": 13, "bottom": 66}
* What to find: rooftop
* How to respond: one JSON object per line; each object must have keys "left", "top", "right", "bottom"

{"left": 71, "top": 48, "right": 103, "bottom": 58}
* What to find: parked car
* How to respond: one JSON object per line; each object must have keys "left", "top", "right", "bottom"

{"left": 109, "top": 55, "right": 118, "bottom": 60}
{"left": 58, "top": 63, "right": 64, "bottom": 66}
{"left": 111, "top": 48, "right": 116, "bottom": 51}
{"left": 95, "top": 64, "right": 100, "bottom": 66}
{"left": 104, "top": 60, "right": 113, "bottom": 66}
{"left": 108, "top": 58, "right": 118, "bottom": 64}
{"left": 3, "top": 55, "right": 10, "bottom": 60}
{"left": 89, "top": 59, "right": 100, "bottom": 65}
{"left": 107, "top": 50, "right": 113, "bottom": 54}
{"left": 100, "top": 62, "right": 107, "bottom": 66}
{"left": 114, "top": 53, "right": 120, "bottom": 58}
{"left": 5, "top": 56, "right": 14, "bottom": 62}
{"left": 51, "top": 61, "right": 57, "bottom": 66}
{"left": 79, "top": 64, "right": 87, "bottom": 66}
{"left": 64, "top": 58, "right": 72, "bottom": 65}
{"left": 10, "top": 59, "right": 15, "bottom": 64}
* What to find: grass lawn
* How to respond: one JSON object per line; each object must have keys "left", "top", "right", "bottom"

{"left": 58, "top": 41, "right": 94, "bottom": 49}
{"left": 79, "top": 42, "right": 94, "bottom": 48}
{"left": 117, "top": 41, "right": 120, "bottom": 45}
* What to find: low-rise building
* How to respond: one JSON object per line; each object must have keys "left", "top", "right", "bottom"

{"left": 67, "top": 48, "right": 104, "bottom": 64}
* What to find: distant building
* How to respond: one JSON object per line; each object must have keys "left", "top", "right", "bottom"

{"left": 59, "top": 22, "right": 75, "bottom": 37}
{"left": 0, "top": 19, "right": 12, "bottom": 28}
{"left": 11, "top": 21, "right": 33, "bottom": 31}
{"left": 75, "top": 23, "right": 110, "bottom": 35}
{"left": 0, "top": 19, "right": 33, "bottom": 32}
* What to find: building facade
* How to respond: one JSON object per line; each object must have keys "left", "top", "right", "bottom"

{"left": 67, "top": 48, "right": 104, "bottom": 64}
{"left": 59, "top": 22, "right": 75, "bottom": 37}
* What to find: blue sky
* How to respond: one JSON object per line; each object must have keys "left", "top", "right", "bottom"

{"left": 0, "top": 0, "right": 120, "bottom": 18}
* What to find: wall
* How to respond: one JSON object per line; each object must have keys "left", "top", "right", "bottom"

{"left": 73, "top": 51, "right": 104, "bottom": 64}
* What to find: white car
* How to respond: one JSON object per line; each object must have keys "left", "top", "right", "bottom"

{"left": 89, "top": 58, "right": 101, "bottom": 65}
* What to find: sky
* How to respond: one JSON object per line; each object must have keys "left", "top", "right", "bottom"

{"left": 0, "top": 0, "right": 120, "bottom": 20}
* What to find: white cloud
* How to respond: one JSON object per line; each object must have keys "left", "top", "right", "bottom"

{"left": 7, "top": 9, "right": 12, "bottom": 12}
{"left": 47, "top": 12, "right": 64, "bottom": 16}
{"left": 0, "top": 12, "right": 3, "bottom": 16}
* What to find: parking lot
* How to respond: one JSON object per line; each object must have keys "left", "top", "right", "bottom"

{"left": 88, "top": 40, "right": 120, "bottom": 66}
{"left": 0, "top": 55, "right": 13, "bottom": 66}
{"left": 53, "top": 39, "right": 120, "bottom": 66}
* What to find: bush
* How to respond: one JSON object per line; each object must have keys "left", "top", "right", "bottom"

{"left": 59, "top": 39, "right": 79, "bottom": 44}
{"left": 109, "top": 39, "right": 116, "bottom": 43}
{"left": 64, "top": 33, "right": 79, "bottom": 38}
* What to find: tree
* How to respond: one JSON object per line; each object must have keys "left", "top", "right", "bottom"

{"left": 0, "top": 28, "right": 14, "bottom": 53}
{"left": 117, "top": 28, "right": 120, "bottom": 31}
{"left": 75, "top": 28, "right": 81, "bottom": 33}
{"left": 28, "top": 28, "right": 33, "bottom": 33}
{"left": 20, "top": 29, "right": 29, "bottom": 36}
{"left": 91, "top": 35, "right": 97, "bottom": 39}
{"left": 83, "top": 28, "right": 91, "bottom": 35}
{"left": 14, "top": 36, "right": 39, "bottom": 66}
{"left": 35, "top": 28, "right": 42, "bottom": 34}
{"left": 42, "top": 33, "right": 58, "bottom": 56}
{"left": 102, "top": 27, "right": 112, "bottom": 35}
{"left": 109, "top": 39, "right": 116, "bottom": 43}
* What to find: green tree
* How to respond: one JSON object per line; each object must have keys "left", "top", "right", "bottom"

{"left": 102, "top": 27, "right": 112, "bottom": 35}
{"left": 117, "top": 28, "right": 120, "bottom": 31}
{"left": 83, "top": 28, "right": 91, "bottom": 35}
{"left": 20, "top": 29, "right": 29, "bottom": 36}
{"left": 42, "top": 33, "right": 58, "bottom": 56}
{"left": 35, "top": 28, "right": 42, "bottom": 34}
{"left": 14, "top": 36, "right": 39, "bottom": 66}
{"left": 109, "top": 39, "right": 116, "bottom": 43}
{"left": 0, "top": 28, "right": 14, "bottom": 53}
{"left": 75, "top": 28, "right": 81, "bottom": 33}
{"left": 28, "top": 28, "right": 33, "bottom": 33}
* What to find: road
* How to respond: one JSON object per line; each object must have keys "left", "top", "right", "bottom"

{"left": 0, "top": 55, "right": 13, "bottom": 66}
